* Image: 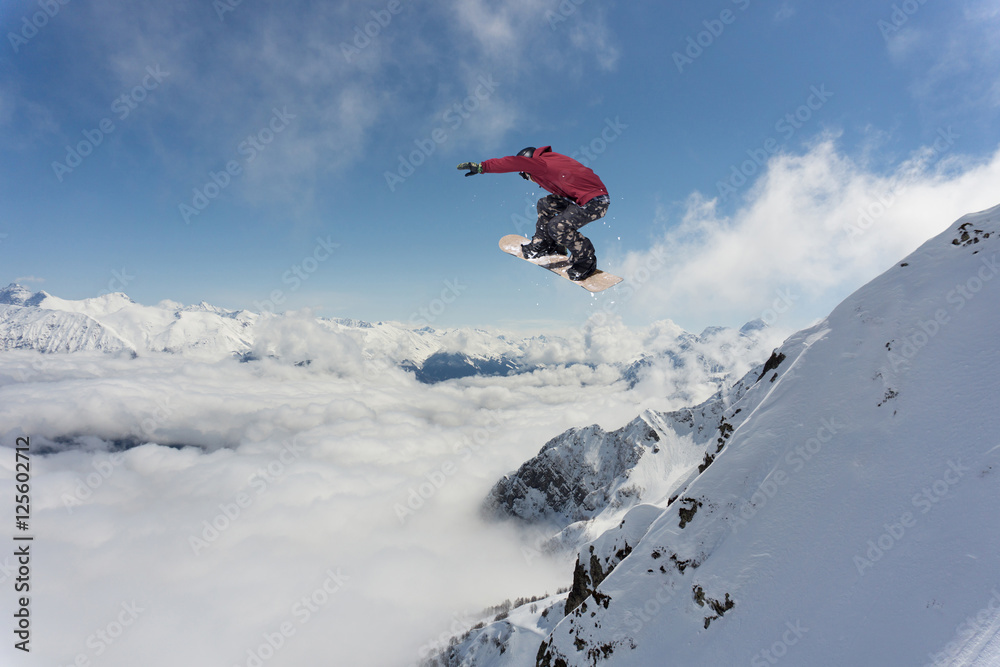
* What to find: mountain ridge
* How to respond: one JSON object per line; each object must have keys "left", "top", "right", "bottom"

{"left": 429, "top": 203, "right": 1000, "bottom": 666}
{"left": 0, "top": 283, "right": 782, "bottom": 390}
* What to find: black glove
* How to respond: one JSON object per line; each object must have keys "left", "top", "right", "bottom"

{"left": 457, "top": 162, "right": 483, "bottom": 177}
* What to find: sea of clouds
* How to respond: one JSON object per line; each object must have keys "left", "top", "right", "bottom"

{"left": 0, "top": 314, "right": 784, "bottom": 667}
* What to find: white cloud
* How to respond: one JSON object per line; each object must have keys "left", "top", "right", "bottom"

{"left": 250, "top": 310, "right": 366, "bottom": 377}
{"left": 617, "top": 137, "right": 1000, "bottom": 332}
{"left": 0, "top": 308, "right": 780, "bottom": 666}
{"left": 965, "top": 0, "right": 1000, "bottom": 21}
{"left": 568, "top": 14, "right": 621, "bottom": 72}
{"left": 885, "top": 27, "right": 926, "bottom": 64}
{"left": 0, "top": 354, "right": 573, "bottom": 665}
{"left": 449, "top": 0, "right": 554, "bottom": 61}
{"left": 0, "top": 79, "right": 59, "bottom": 149}
{"left": 446, "top": 0, "right": 622, "bottom": 103}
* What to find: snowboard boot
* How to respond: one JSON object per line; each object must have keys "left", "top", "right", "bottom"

{"left": 567, "top": 257, "right": 597, "bottom": 281}
{"left": 521, "top": 238, "right": 562, "bottom": 259}
{"left": 567, "top": 239, "right": 597, "bottom": 281}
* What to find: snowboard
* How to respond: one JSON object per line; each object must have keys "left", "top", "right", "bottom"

{"left": 498, "top": 234, "right": 623, "bottom": 293}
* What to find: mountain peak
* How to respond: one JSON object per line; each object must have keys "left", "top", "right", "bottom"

{"left": 0, "top": 283, "right": 47, "bottom": 307}
{"left": 739, "top": 318, "right": 768, "bottom": 334}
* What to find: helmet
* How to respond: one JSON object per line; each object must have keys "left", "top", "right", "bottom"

{"left": 517, "top": 146, "right": 536, "bottom": 180}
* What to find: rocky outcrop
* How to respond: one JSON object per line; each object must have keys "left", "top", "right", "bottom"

{"left": 481, "top": 358, "right": 769, "bottom": 537}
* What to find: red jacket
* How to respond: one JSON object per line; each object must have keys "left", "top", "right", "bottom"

{"left": 481, "top": 146, "right": 608, "bottom": 206}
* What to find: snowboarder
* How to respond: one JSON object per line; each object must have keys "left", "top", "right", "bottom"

{"left": 458, "top": 146, "right": 610, "bottom": 281}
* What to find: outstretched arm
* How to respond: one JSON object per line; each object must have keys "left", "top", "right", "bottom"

{"left": 479, "top": 155, "right": 535, "bottom": 175}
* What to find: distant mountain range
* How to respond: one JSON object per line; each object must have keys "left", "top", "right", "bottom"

{"left": 0, "top": 283, "right": 779, "bottom": 393}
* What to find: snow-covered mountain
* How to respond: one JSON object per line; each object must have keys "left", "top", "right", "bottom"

{"left": 0, "top": 283, "right": 781, "bottom": 392}
{"left": 429, "top": 204, "right": 1000, "bottom": 666}
{"left": 481, "top": 362, "right": 761, "bottom": 548}
{"left": 0, "top": 284, "right": 255, "bottom": 357}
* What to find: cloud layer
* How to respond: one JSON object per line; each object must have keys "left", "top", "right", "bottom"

{"left": 0, "top": 312, "right": 777, "bottom": 667}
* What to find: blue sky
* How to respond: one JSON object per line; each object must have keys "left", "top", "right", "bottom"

{"left": 2, "top": 0, "right": 1000, "bottom": 333}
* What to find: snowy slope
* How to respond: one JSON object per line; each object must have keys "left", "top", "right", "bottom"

{"left": 424, "top": 594, "right": 570, "bottom": 667}
{"left": 0, "top": 287, "right": 255, "bottom": 357}
{"left": 0, "top": 285, "right": 137, "bottom": 355}
{"left": 455, "top": 204, "right": 1000, "bottom": 666}
{"left": 0, "top": 305, "right": 136, "bottom": 354}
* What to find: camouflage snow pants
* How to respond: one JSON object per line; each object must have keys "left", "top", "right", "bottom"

{"left": 531, "top": 194, "right": 610, "bottom": 263}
